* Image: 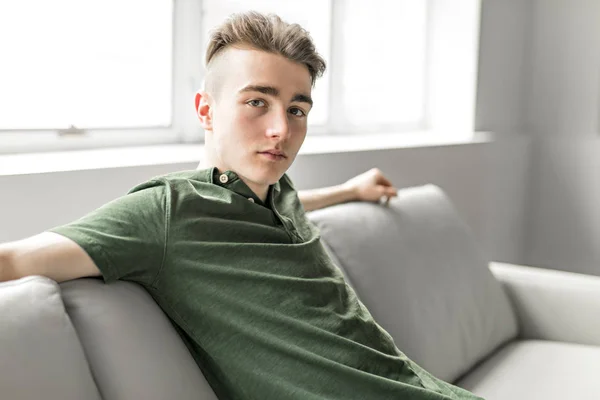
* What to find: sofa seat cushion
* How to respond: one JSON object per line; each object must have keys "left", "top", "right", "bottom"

{"left": 308, "top": 184, "right": 518, "bottom": 383}
{"left": 457, "top": 340, "right": 600, "bottom": 400}
{"left": 0, "top": 276, "right": 101, "bottom": 400}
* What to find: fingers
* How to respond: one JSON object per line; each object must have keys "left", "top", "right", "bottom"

{"left": 370, "top": 168, "right": 394, "bottom": 188}
{"left": 377, "top": 185, "right": 398, "bottom": 198}
{"left": 376, "top": 173, "right": 393, "bottom": 187}
{"left": 380, "top": 186, "right": 398, "bottom": 207}
{"left": 359, "top": 168, "right": 398, "bottom": 206}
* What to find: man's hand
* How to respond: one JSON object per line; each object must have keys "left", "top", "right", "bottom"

{"left": 342, "top": 168, "right": 398, "bottom": 205}
{"left": 298, "top": 168, "right": 398, "bottom": 212}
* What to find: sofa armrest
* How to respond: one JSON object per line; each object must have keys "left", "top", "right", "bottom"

{"left": 490, "top": 261, "right": 600, "bottom": 347}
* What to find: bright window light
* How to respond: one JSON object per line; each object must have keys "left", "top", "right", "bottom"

{"left": 0, "top": 0, "right": 173, "bottom": 130}
{"left": 340, "top": 0, "right": 428, "bottom": 127}
{"left": 0, "top": 0, "right": 454, "bottom": 154}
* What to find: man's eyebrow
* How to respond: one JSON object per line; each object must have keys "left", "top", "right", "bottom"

{"left": 291, "top": 93, "right": 313, "bottom": 107}
{"left": 239, "top": 85, "right": 279, "bottom": 97}
{"left": 239, "top": 85, "right": 313, "bottom": 107}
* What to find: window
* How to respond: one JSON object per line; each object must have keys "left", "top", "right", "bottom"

{"left": 200, "top": 0, "right": 428, "bottom": 133}
{"left": 0, "top": 0, "right": 173, "bottom": 130}
{"left": 1, "top": 0, "right": 475, "bottom": 154}
{"left": 337, "top": 1, "right": 428, "bottom": 129}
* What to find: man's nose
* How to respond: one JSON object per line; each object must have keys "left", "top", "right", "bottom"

{"left": 265, "top": 109, "right": 290, "bottom": 139}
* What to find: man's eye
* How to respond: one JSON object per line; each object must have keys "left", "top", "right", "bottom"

{"left": 247, "top": 99, "right": 265, "bottom": 107}
{"left": 289, "top": 107, "right": 306, "bottom": 117}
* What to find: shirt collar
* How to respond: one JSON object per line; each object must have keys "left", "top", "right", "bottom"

{"left": 209, "top": 167, "right": 281, "bottom": 206}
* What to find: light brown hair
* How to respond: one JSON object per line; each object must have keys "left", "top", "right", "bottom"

{"left": 205, "top": 11, "right": 326, "bottom": 87}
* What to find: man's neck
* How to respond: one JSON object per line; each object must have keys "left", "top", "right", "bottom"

{"left": 244, "top": 180, "right": 269, "bottom": 203}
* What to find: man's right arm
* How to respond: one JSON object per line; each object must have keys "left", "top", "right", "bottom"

{"left": 0, "top": 232, "right": 101, "bottom": 283}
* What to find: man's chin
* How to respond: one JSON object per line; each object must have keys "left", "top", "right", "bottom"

{"left": 253, "top": 170, "right": 285, "bottom": 186}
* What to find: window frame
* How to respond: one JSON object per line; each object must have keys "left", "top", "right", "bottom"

{"left": 0, "top": 0, "right": 204, "bottom": 154}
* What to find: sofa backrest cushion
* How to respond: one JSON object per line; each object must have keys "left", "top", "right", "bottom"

{"left": 0, "top": 276, "right": 102, "bottom": 400}
{"left": 59, "top": 278, "right": 218, "bottom": 400}
{"left": 307, "top": 184, "right": 518, "bottom": 383}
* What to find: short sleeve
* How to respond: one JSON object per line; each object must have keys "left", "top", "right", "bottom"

{"left": 47, "top": 179, "right": 169, "bottom": 287}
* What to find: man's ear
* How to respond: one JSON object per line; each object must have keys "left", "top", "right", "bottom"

{"left": 195, "top": 91, "right": 213, "bottom": 130}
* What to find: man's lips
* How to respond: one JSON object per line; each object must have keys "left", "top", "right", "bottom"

{"left": 258, "top": 150, "right": 287, "bottom": 158}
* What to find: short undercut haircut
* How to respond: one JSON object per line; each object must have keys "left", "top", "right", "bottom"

{"left": 204, "top": 11, "right": 327, "bottom": 93}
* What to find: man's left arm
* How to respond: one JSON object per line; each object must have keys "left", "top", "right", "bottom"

{"left": 298, "top": 168, "right": 398, "bottom": 212}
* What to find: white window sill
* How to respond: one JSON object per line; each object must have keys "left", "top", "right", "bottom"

{"left": 0, "top": 131, "right": 493, "bottom": 177}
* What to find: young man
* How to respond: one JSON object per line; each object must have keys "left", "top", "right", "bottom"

{"left": 0, "top": 12, "right": 482, "bottom": 400}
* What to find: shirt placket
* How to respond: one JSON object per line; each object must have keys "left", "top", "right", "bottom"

{"left": 270, "top": 192, "right": 303, "bottom": 244}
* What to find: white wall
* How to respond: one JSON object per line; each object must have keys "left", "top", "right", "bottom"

{"left": 523, "top": 0, "right": 600, "bottom": 275}
{"left": 473, "top": 0, "right": 534, "bottom": 261}
{"left": 525, "top": 0, "right": 600, "bottom": 138}
{"left": 475, "top": 0, "right": 532, "bottom": 136}
{"left": 0, "top": 0, "right": 533, "bottom": 266}
{"left": 0, "top": 139, "right": 531, "bottom": 264}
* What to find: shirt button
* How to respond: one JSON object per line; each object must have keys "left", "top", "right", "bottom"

{"left": 219, "top": 174, "right": 229, "bottom": 184}
{"left": 247, "top": 197, "right": 255, "bottom": 203}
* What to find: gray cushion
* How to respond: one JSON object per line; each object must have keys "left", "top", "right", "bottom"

{"left": 0, "top": 276, "right": 101, "bottom": 400}
{"left": 60, "top": 278, "right": 218, "bottom": 400}
{"left": 308, "top": 184, "right": 518, "bottom": 383}
{"left": 457, "top": 340, "right": 600, "bottom": 400}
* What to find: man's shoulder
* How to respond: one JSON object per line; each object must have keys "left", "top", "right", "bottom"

{"left": 127, "top": 168, "right": 212, "bottom": 195}
{"left": 160, "top": 168, "right": 212, "bottom": 182}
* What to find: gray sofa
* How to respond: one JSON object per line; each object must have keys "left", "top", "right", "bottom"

{"left": 2, "top": 184, "right": 600, "bottom": 399}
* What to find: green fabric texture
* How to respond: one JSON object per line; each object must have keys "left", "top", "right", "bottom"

{"left": 48, "top": 167, "right": 483, "bottom": 400}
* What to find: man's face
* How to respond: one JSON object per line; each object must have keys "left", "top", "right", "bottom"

{"left": 197, "top": 47, "right": 313, "bottom": 193}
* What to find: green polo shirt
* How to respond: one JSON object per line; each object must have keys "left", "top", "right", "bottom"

{"left": 48, "top": 167, "right": 482, "bottom": 400}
